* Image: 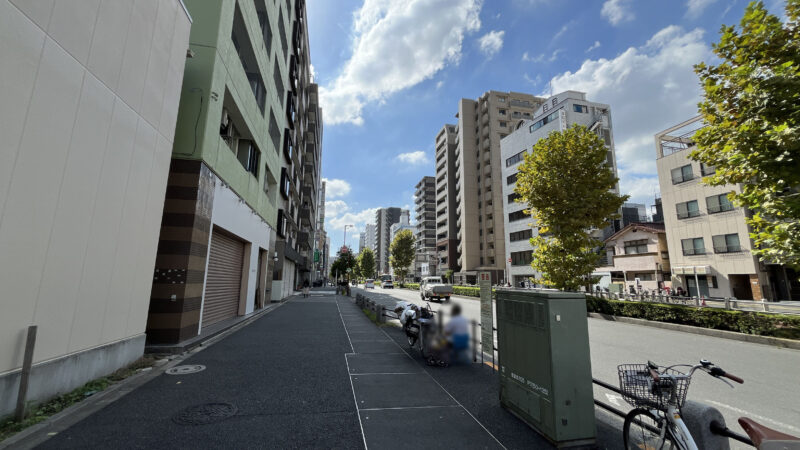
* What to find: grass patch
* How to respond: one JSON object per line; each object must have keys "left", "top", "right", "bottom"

{"left": 0, "top": 355, "right": 158, "bottom": 442}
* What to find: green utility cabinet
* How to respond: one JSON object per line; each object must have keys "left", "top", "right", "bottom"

{"left": 496, "top": 289, "right": 596, "bottom": 447}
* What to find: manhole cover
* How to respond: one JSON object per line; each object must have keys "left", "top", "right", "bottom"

{"left": 172, "top": 402, "right": 238, "bottom": 425}
{"left": 166, "top": 364, "right": 206, "bottom": 375}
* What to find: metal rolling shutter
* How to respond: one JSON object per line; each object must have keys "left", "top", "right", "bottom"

{"left": 202, "top": 229, "right": 244, "bottom": 326}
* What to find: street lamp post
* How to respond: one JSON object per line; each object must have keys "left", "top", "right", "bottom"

{"left": 343, "top": 224, "right": 354, "bottom": 250}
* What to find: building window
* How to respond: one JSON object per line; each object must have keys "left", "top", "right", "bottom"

{"left": 273, "top": 60, "right": 285, "bottom": 107}
{"left": 511, "top": 250, "right": 532, "bottom": 266}
{"left": 269, "top": 112, "right": 281, "bottom": 153}
{"left": 623, "top": 239, "right": 649, "bottom": 255}
{"left": 713, "top": 233, "right": 741, "bottom": 253}
{"left": 499, "top": 109, "right": 507, "bottom": 115}
{"left": 506, "top": 173, "right": 517, "bottom": 185}
{"left": 676, "top": 200, "right": 700, "bottom": 219}
{"left": 507, "top": 192, "right": 521, "bottom": 203}
{"left": 681, "top": 237, "right": 705, "bottom": 256}
{"left": 257, "top": 3, "right": 272, "bottom": 58}
{"left": 710, "top": 275, "right": 718, "bottom": 288}
{"left": 700, "top": 163, "right": 716, "bottom": 176}
{"left": 508, "top": 210, "right": 528, "bottom": 222}
{"left": 706, "top": 193, "right": 734, "bottom": 214}
{"left": 498, "top": 97, "right": 506, "bottom": 103}
{"left": 505, "top": 150, "right": 526, "bottom": 167}
{"left": 276, "top": 209, "right": 287, "bottom": 237}
{"left": 234, "top": 140, "right": 259, "bottom": 177}
{"left": 671, "top": 164, "right": 694, "bottom": 184}
{"left": 510, "top": 229, "right": 532, "bottom": 242}
{"left": 529, "top": 110, "right": 560, "bottom": 133}
{"left": 499, "top": 121, "right": 507, "bottom": 127}
{"left": 279, "top": 167, "right": 290, "bottom": 199}
{"left": 277, "top": 8, "right": 288, "bottom": 58}
{"left": 633, "top": 273, "right": 654, "bottom": 281}
{"left": 573, "top": 104, "right": 588, "bottom": 113}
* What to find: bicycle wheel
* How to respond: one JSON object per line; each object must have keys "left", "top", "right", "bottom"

{"left": 418, "top": 327, "right": 429, "bottom": 359}
{"left": 623, "top": 408, "right": 676, "bottom": 450}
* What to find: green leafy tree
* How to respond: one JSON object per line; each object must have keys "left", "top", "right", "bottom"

{"left": 357, "top": 248, "right": 376, "bottom": 279}
{"left": 330, "top": 246, "right": 357, "bottom": 280}
{"left": 515, "top": 124, "right": 628, "bottom": 290}
{"left": 444, "top": 269, "right": 454, "bottom": 283}
{"left": 389, "top": 229, "right": 415, "bottom": 282}
{"left": 691, "top": 1, "right": 800, "bottom": 271}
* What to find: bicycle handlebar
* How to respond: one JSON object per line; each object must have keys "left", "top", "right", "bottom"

{"left": 722, "top": 372, "right": 744, "bottom": 384}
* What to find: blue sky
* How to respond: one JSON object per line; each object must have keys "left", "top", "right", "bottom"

{"left": 307, "top": 0, "right": 786, "bottom": 253}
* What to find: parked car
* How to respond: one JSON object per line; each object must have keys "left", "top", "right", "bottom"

{"left": 365, "top": 279, "right": 375, "bottom": 289}
{"left": 420, "top": 276, "right": 453, "bottom": 302}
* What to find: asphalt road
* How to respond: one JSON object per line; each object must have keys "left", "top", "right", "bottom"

{"left": 356, "top": 285, "right": 800, "bottom": 443}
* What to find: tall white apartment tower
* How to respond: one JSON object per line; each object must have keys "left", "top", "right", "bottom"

{"left": 500, "top": 91, "right": 620, "bottom": 286}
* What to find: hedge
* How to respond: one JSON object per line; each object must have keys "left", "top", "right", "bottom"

{"left": 398, "top": 284, "right": 489, "bottom": 298}
{"left": 398, "top": 283, "right": 419, "bottom": 290}
{"left": 586, "top": 296, "right": 800, "bottom": 340}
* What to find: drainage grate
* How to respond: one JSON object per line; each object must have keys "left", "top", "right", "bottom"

{"left": 172, "top": 402, "right": 238, "bottom": 425}
{"left": 166, "top": 364, "right": 206, "bottom": 375}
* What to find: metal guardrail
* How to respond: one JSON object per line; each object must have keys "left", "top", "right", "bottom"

{"left": 590, "top": 291, "right": 800, "bottom": 315}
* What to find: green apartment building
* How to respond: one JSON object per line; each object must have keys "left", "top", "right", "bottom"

{"left": 147, "top": 0, "right": 321, "bottom": 346}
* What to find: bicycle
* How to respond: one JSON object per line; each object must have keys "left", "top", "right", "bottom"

{"left": 618, "top": 359, "right": 800, "bottom": 449}
{"left": 618, "top": 359, "right": 741, "bottom": 449}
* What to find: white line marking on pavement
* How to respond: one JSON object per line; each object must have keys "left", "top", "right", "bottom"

{"left": 337, "top": 301, "right": 369, "bottom": 450}
{"left": 378, "top": 327, "right": 507, "bottom": 449}
{"left": 605, "top": 393, "right": 623, "bottom": 407}
{"left": 348, "top": 372, "right": 423, "bottom": 376}
{"left": 359, "top": 405, "right": 461, "bottom": 412}
{"left": 705, "top": 399, "right": 800, "bottom": 433}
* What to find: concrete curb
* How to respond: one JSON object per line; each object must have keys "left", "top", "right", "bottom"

{"left": 588, "top": 312, "right": 800, "bottom": 350}
{"left": 0, "top": 298, "right": 291, "bottom": 450}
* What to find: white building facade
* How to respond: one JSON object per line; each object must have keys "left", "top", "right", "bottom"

{"left": 500, "top": 91, "right": 621, "bottom": 287}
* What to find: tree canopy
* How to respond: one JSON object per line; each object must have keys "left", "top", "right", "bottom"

{"left": 691, "top": 0, "right": 800, "bottom": 270}
{"left": 357, "top": 247, "right": 376, "bottom": 280}
{"left": 330, "top": 246, "right": 357, "bottom": 280}
{"left": 389, "top": 229, "right": 415, "bottom": 281}
{"left": 515, "top": 124, "right": 628, "bottom": 290}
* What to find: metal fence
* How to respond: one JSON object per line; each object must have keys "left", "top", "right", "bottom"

{"left": 590, "top": 290, "right": 800, "bottom": 315}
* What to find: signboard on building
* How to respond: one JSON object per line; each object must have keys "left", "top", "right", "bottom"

{"left": 479, "top": 271, "right": 493, "bottom": 359}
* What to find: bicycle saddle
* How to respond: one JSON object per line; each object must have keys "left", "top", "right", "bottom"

{"left": 738, "top": 418, "right": 800, "bottom": 450}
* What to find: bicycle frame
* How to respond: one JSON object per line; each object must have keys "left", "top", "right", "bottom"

{"left": 634, "top": 363, "right": 714, "bottom": 450}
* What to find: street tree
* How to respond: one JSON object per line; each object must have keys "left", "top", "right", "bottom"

{"left": 330, "top": 246, "right": 357, "bottom": 280}
{"left": 358, "top": 248, "right": 376, "bottom": 279}
{"left": 389, "top": 229, "right": 415, "bottom": 282}
{"left": 691, "top": 0, "right": 800, "bottom": 271}
{"left": 515, "top": 124, "right": 628, "bottom": 290}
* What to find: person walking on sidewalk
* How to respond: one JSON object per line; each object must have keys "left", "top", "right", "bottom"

{"left": 444, "top": 304, "right": 470, "bottom": 364}
{"left": 302, "top": 280, "right": 310, "bottom": 298}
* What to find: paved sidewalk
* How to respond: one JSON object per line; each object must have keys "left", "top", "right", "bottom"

{"left": 30, "top": 290, "right": 621, "bottom": 449}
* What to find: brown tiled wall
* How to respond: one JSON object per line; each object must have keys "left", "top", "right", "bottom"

{"left": 146, "top": 160, "right": 216, "bottom": 344}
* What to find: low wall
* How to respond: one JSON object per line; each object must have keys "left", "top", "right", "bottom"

{"left": 0, "top": 334, "right": 145, "bottom": 418}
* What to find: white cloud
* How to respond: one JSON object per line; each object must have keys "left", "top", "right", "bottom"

{"left": 586, "top": 40, "right": 602, "bottom": 52}
{"left": 552, "top": 23, "right": 570, "bottom": 41}
{"left": 524, "top": 73, "right": 542, "bottom": 86}
{"left": 436, "top": 80, "right": 445, "bottom": 89}
{"left": 328, "top": 207, "right": 380, "bottom": 233}
{"left": 522, "top": 51, "right": 541, "bottom": 62}
{"left": 549, "top": 25, "right": 712, "bottom": 206}
{"left": 478, "top": 30, "right": 505, "bottom": 58}
{"left": 522, "top": 50, "right": 561, "bottom": 63}
{"left": 395, "top": 150, "right": 430, "bottom": 165}
{"left": 309, "top": 63, "right": 316, "bottom": 83}
{"left": 619, "top": 175, "right": 661, "bottom": 207}
{"left": 322, "top": 178, "right": 352, "bottom": 198}
{"left": 318, "top": 0, "right": 482, "bottom": 126}
{"left": 325, "top": 200, "right": 350, "bottom": 218}
{"left": 686, "top": 0, "right": 718, "bottom": 18}
{"left": 601, "top": 0, "right": 634, "bottom": 26}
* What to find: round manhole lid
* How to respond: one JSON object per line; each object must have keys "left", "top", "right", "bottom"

{"left": 172, "top": 402, "right": 238, "bottom": 425}
{"left": 166, "top": 364, "right": 206, "bottom": 375}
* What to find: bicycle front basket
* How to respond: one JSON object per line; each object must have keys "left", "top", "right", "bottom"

{"left": 617, "top": 364, "right": 691, "bottom": 410}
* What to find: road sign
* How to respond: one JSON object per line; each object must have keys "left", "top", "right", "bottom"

{"left": 314, "top": 249, "right": 320, "bottom": 262}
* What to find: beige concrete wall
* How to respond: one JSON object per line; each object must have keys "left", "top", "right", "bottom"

{"left": 0, "top": 0, "right": 191, "bottom": 374}
{"left": 656, "top": 145, "right": 762, "bottom": 298}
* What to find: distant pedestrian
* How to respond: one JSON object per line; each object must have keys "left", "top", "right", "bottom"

{"left": 302, "top": 280, "right": 310, "bottom": 298}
